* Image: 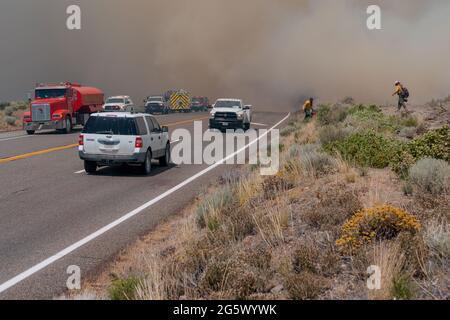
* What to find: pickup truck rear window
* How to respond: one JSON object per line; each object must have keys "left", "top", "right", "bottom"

{"left": 82, "top": 116, "right": 138, "bottom": 135}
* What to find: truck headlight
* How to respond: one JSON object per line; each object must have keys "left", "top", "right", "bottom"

{"left": 210, "top": 112, "right": 216, "bottom": 119}
{"left": 237, "top": 113, "right": 244, "bottom": 120}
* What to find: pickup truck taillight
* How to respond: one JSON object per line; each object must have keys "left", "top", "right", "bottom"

{"left": 78, "top": 134, "right": 84, "bottom": 146}
{"left": 135, "top": 137, "right": 143, "bottom": 148}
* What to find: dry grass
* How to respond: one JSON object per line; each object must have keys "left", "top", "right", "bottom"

{"left": 335, "top": 154, "right": 358, "bottom": 184}
{"left": 295, "top": 121, "right": 318, "bottom": 144}
{"left": 283, "top": 272, "right": 329, "bottom": 300}
{"left": 367, "top": 241, "right": 408, "bottom": 300}
{"left": 252, "top": 198, "right": 290, "bottom": 247}
{"left": 303, "top": 185, "right": 362, "bottom": 233}
{"left": 416, "top": 219, "right": 450, "bottom": 299}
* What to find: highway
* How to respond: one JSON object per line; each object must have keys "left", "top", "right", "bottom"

{"left": 0, "top": 111, "right": 289, "bottom": 299}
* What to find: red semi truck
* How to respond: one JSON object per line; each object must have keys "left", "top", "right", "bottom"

{"left": 23, "top": 82, "right": 104, "bottom": 134}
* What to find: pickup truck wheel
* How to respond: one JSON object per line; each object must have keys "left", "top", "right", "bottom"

{"left": 244, "top": 123, "right": 250, "bottom": 131}
{"left": 26, "top": 130, "right": 35, "bottom": 135}
{"left": 84, "top": 161, "right": 97, "bottom": 174}
{"left": 141, "top": 150, "right": 152, "bottom": 175}
{"left": 159, "top": 144, "right": 171, "bottom": 166}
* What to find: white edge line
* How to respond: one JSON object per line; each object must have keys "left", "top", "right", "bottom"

{"left": 73, "top": 139, "right": 182, "bottom": 174}
{"left": 0, "top": 135, "right": 32, "bottom": 142}
{"left": 0, "top": 113, "right": 290, "bottom": 294}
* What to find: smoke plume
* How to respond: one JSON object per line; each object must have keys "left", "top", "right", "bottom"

{"left": 0, "top": 0, "right": 449, "bottom": 110}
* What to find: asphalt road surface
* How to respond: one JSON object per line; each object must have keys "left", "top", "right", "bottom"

{"left": 0, "top": 111, "right": 289, "bottom": 299}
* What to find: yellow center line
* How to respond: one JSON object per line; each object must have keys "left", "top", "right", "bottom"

{"left": 0, "top": 116, "right": 209, "bottom": 164}
{"left": 164, "top": 116, "right": 209, "bottom": 127}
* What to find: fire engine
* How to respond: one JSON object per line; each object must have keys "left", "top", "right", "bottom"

{"left": 23, "top": 82, "right": 104, "bottom": 134}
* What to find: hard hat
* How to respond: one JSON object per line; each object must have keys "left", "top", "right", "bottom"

{"left": 394, "top": 81, "right": 400, "bottom": 86}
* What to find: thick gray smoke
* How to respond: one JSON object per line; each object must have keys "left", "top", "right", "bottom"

{"left": 0, "top": 0, "right": 449, "bottom": 110}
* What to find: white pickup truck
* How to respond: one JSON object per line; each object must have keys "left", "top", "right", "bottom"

{"left": 209, "top": 99, "right": 252, "bottom": 131}
{"left": 102, "top": 95, "right": 134, "bottom": 112}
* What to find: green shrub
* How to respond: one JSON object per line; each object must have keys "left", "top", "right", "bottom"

{"left": 390, "top": 149, "right": 416, "bottom": 178}
{"left": 407, "top": 125, "right": 450, "bottom": 161}
{"left": 391, "top": 274, "right": 416, "bottom": 300}
{"left": 399, "top": 116, "right": 419, "bottom": 128}
{"left": 402, "top": 181, "right": 414, "bottom": 196}
{"left": 317, "top": 104, "right": 349, "bottom": 125}
{"left": 398, "top": 127, "right": 417, "bottom": 139}
{"left": 345, "top": 104, "right": 404, "bottom": 133}
{"left": 294, "top": 144, "right": 336, "bottom": 176}
{"left": 109, "top": 277, "right": 140, "bottom": 300}
{"left": 341, "top": 96, "right": 355, "bottom": 105}
{"left": 5, "top": 116, "right": 17, "bottom": 126}
{"left": 10, "top": 101, "right": 28, "bottom": 110}
{"left": 318, "top": 125, "right": 351, "bottom": 146}
{"left": 4, "top": 106, "right": 16, "bottom": 116}
{"left": 409, "top": 158, "right": 450, "bottom": 195}
{"left": 348, "top": 104, "right": 382, "bottom": 114}
{"left": 391, "top": 126, "right": 450, "bottom": 177}
{"left": 328, "top": 130, "right": 401, "bottom": 168}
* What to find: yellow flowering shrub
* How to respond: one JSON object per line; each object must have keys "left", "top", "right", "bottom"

{"left": 336, "top": 205, "right": 421, "bottom": 252}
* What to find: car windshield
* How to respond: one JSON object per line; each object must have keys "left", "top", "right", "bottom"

{"left": 35, "top": 89, "right": 66, "bottom": 99}
{"left": 106, "top": 98, "right": 125, "bottom": 104}
{"left": 82, "top": 116, "right": 137, "bottom": 135}
{"left": 214, "top": 101, "right": 241, "bottom": 108}
{"left": 192, "top": 98, "right": 203, "bottom": 103}
{"left": 148, "top": 97, "right": 163, "bottom": 102}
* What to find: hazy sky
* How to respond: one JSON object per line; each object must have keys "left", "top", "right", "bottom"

{"left": 0, "top": 0, "right": 449, "bottom": 110}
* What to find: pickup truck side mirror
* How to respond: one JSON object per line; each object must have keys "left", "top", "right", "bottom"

{"left": 162, "top": 126, "right": 169, "bottom": 133}
{"left": 244, "top": 105, "right": 252, "bottom": 110}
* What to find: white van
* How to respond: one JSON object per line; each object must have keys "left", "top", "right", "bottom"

{"left": 78, "top": 112, "right": 170, "bottom": 174}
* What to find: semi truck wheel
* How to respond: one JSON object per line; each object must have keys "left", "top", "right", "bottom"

{"left": 64, "top": 117, "right": 72, "bottom": 134}
{"left": 84, "top": 161, "right": 97, "bottom": 174}
{"left": 26, "top": 130, "right": 35, "bottom": 135}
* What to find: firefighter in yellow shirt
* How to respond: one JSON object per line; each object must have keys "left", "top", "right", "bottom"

{"left": 392, "top": 81, "right": 409, "bottom": 111}
{"left": 303, "top": 98, "right": 314, "bottom": 120}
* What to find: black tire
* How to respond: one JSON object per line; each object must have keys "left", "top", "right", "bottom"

{"left": 159, "top": 143, "right": 171, "bottom": 166}
{"left": 26, "top": 130, "right": 35, "bottom": 135}
{"left": 141, "top": 150, "right": 152, "bottom": 175}
{"left": 244, "top": 123, "right": 250, "bottom": 131}
{"left": 84, "top": 161, "right": 97, "bottom": 174}
{"left": 63, "top": 117, "right": 72, "bottom": 134}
